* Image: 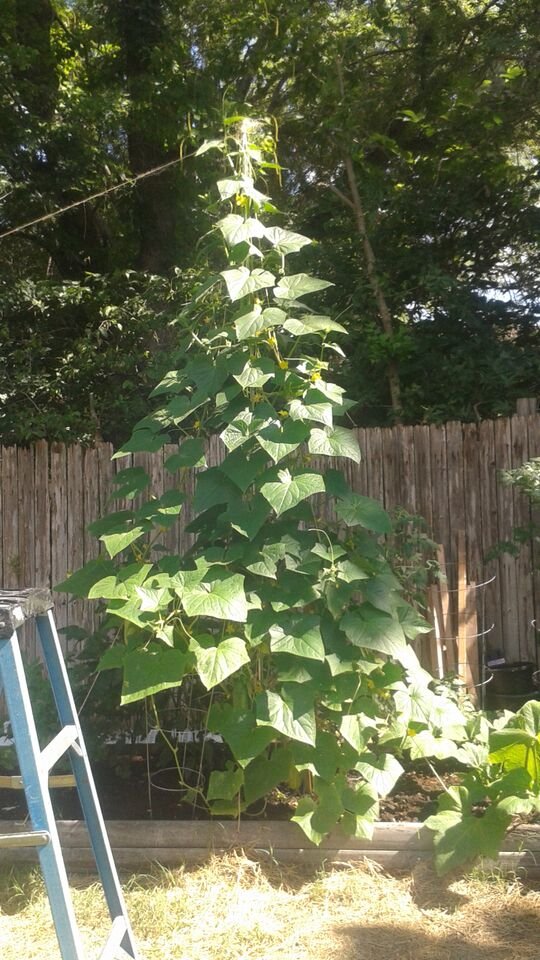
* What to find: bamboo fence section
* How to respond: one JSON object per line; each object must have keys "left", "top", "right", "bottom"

{"left": 1, "top": 414, "right": 540, "bottom": 672}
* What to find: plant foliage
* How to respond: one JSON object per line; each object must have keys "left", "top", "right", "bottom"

{"left": 59, "top": 119, "right": 540, "bottom": 868}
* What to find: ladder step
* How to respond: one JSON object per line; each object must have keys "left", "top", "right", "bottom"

{"left": 41, "top": 725, "right": 81, "bottom": 772}
{"left": 0, "top": 830, "right": 50, "bottom": 850}
{"left": 99, "top": 916, "right": 129, "bottom": 960}
{"left": 0, "top": 773, "right": 76, "bottom": 790}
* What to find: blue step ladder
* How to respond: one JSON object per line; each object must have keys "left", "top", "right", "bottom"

{"left": 0, "top": 589, "right": 139, "bottom": 960}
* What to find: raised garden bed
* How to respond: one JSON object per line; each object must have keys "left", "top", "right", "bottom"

{"left": 2, "top": 758, "right": 539, "bottom": 876}
{"left": 2, "top": 819, "right": 540, "bottom": 876}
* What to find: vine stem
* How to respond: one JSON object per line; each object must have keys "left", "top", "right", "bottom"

{"left": 426, "top": 759, "right": 453, "bottom": 797}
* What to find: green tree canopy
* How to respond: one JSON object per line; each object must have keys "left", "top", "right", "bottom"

{"left": 1, "top": 0, "right": 538, "bottom": 441}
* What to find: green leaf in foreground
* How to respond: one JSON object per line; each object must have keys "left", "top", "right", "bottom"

{"left": 181, "top": 570, "right": 249, "bottom": 622}
{"left": 308, "top": 426, "right": 361, "bottom": 463}
{"left": 55, "top": 557, "right": 115, "bottom": 596}
{"left": 111, "top": 466, "right": 151, "bottom": 500}
{"left": 283, "top": 315, "right": 347, "bottom": 336}
{"left": 260, "top": 468, "right": 325, "bottom": 516}
{"left": 341, "top": 605, "right": 407, "bottom": 657}
{"left": 256, "top": 687, "right": 316, "bottom": 746}
{"left": 120, "top": 646, "right": 193, "bottom": 705}
{"left": 335, "top": 493, "right": 392, "bottom": 533}
{"left": 190, "top": 634, "right": 250, "bottom": 689}
{"left": 354, "top": 752, "right": 404, "bottom": 797}
{"left": 165, "top": 438, "right": 206, "bottom": 471}
{"left": 269, "top": 616, "right": 325, "bottom": 661}
{"left": 243, "top": 748, "right": 292, "bottom": 804}
{"left": 207, "top": 765, "right": 244, "bottom": 801}
{"left": 274, "top": 274, "right": 333, "bottom": 301}
{"left": 207, "top": 702, "right": 276, "bottom": 768}
{"left": 221, "top": 266, "right": 275, "bottom": 302}
{"left": 100, "top": 523, "right": 150, "bottom": 559}
{"left": 424, "top": 786, "right": 511, "bottom": 875}
{"left": 291, "top": 779, "right": 343, "bottom": 845}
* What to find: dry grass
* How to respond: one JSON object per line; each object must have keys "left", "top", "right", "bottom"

{"left": 1, "top": 854, "right": 539, "bottom": 960}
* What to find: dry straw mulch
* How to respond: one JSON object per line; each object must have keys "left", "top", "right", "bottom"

{"left": 1, "top": 853, "right": 539, "bottom": 960}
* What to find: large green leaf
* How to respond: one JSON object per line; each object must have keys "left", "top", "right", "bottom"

{"left": 291, "top": 779, "right": 343, "bottom": 845}
{"left": 340, "top": 714, "right": 378, "bottom": 754}
{"left": 234, "top": 305, "right": 263, "bottom": 340}
{"left": 257, "top": 419, "right": 310, "bottom": 463}
{"left": 269, "top": 615, "right": 325, "bottom": 661}
{"left": 288, "top": 397, "right": 333, "bottom": 427}
{"left": 341, "top": 605, "right": 407, "bottom": 657}
{"left": 515, "top": 700, "right": 540, "bottom": 737}
{"left": 308, "top": 426, "right": 361, "bottom": 463}
{"left": 283, "top": 315, "right": 347, "bottom": 336}
{"left": 165, "top": 438, "right": 206, "bottom": 471}
{"left": 224, "top": 495, "right": 271, "bottom": 539}
{"left": 255, "top": 687, "right": 316, "bottom": 746}
{"left": 341, "top": 781, "right": 379, "bottom": 823}
{"left": 292, "top": 731, "right": 342, "bottom": 781}
{"left": 120, "top": 645, "right": 192, "bottom": 705}
{"left": 55, "top": 557, "right": 115, "bottom": 597}
{"left": 106, "top": 596, "right": 156, "bottom": 630}
{"left": 243, "top": 748, "right": 292, "bottom": 805}
{"left": 185, "top": 356, "right": 231, "bottom": 396}
{"left": 408, "top": 730, "right": 460, "bottom": 761}
{"left": 207, "top": 765, "right": 244, "bottom": 801}
{"left": 221, "top": 266, "right": 275, "bottom": 302}
{"left": 218, "top": 214, "right": 266, "bottom": 246}
{"left": 217, "top": 176, "right": 269, "bottom": 206}
{"left": 424, "top": 787, "right": 511, "bottom": 874}
{"left": 489, "top": 730, "right": 540, "bottom": 787}
{"left": 88, "top": 562, "right": 153, "bottom": 600}
{"left": 190, "top": 634, "right": 250, "bottom": 689}
{"left": 260, "top": 468, "right": 325, "bottom": 516}
{"left": 274, "top": 274, "right": 333, "bottom": 301}
{"left": 335, "top": 493, "right": 392, "bottom": 533}
{"left": 112, "top": 429, "right": 170, "bottom": 460}
{"left": 181, "top": 569, "right": 248, "bottom": 622}
{"left": 219, "top": 447, "right": 269, "bottom": 492}
{"left": 234, "top": 306, "right": 286, "bottom": 340}
{"left": 89, "top": 510, "right": 134, "bottom": 537}
{"left": 207, "top": 703, "right": 275, "bottom": 767}
{"left": 100, "top": 523, "right": 150, "bottom": 559}
{"left": 149, "top": 369, "right": 188, "bottom": 398}
{"left": 264, "top": 226, "right": 311, "bottom": 254}
{"left": 354, "top": 752, "right": 404, "bottom": 797}
{"left": 220, "top": 407, "right": 273, "bottom": 451}
{"left": 111, "top": 467, "right": 151, "bottom": 500}
{"left": 193, "top": 468, "right": 240, "bottom": 513}
{"left": 234, "top": 358, "right": 275, "bottom": 389}
{"left": 136, "top": 490, "right": 185, "bottom": 528}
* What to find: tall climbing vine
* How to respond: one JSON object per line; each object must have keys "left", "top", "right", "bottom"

{"left": 60, "top": 119, "right": 538, "bottom": 862}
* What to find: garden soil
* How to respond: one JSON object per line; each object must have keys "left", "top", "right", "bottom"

{"left": 0, "top": 762, "right": 461, "bottom": 823}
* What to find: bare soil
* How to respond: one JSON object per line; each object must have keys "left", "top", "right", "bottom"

{"left": 0, "top": 757, "right": 460, "bottom": 823}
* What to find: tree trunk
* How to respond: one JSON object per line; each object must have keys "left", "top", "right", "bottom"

{"left": 113, "top": 0, "right": 180, "bottom": 274}
{"left": 342, "top": 155, "right": 403, "bottom": 421}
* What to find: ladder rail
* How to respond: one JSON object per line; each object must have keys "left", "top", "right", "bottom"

{"left": 36, "top": 610, "right": 139, "bottom": 959}
{"left": 0, "top": 631, "right": 87, "bottom": 960}
{"left": 0, "top": 592, "right": 140, "bottom": 960}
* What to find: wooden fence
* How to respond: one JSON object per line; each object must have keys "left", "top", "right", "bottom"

{"left": 1, "top": 414, "right": 540, "bottom": 669}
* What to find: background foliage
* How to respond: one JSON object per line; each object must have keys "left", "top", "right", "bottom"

{"left": 1, "top": 0, "right": 539, "bottom": 442}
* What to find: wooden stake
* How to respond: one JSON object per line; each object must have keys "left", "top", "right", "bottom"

{"left": 457, "top": 531, "right": 478, "bottom": 702}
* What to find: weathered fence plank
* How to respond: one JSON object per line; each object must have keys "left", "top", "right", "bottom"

{"left": 1, "top": 414, "right": 540, "bottom": 672}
